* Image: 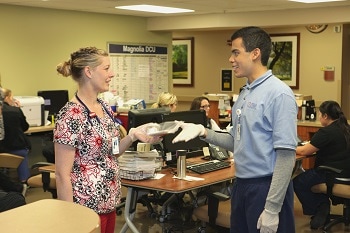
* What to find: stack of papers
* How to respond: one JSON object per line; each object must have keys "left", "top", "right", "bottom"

{"left": 118, "top": 150, "right": 161, "bottom": 180}
{"left": 118, "top": 150, "right": 160, "bottom": 171}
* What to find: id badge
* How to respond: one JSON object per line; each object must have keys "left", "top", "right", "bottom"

{"left": 236, "top": 124, "right": 241, "bottom": 141}
{"left": 112, "top": 137, "right": 119, "bottom": 154}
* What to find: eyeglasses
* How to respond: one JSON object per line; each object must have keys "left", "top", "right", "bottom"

{"left": 200, "top": 105, "right": 210, "bottom": 109}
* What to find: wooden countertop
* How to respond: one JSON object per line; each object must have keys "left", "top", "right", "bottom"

{"left": 297, "top": 120, "right": 322, "bottom": 127}
{"left": 122, "top": 158, "right": 235, "bottom": 193}
{"left": 0, "top": 199, "right": 100, "bottom": 233}
{"left": 25, "top": 125, "right": 55, "bottom": 134}
{"left": 219, "top": 119, "right": 322, "bottom": 127}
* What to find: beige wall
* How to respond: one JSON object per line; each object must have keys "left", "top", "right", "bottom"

{"left": 0, "top": 5, "right": 346, "bottom": 112}
{"left": 173, "top": 25, "right": 343, "bottom": 107}
{"left": 0, "top": 5, "right": 172, "bottom": 98}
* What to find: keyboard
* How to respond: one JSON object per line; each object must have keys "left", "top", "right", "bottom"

{"left": 186, "top": 160, "right": 231, "bottom": 174}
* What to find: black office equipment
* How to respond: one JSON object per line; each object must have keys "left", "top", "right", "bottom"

{"left": 305, "top": 100, "right": 316, "bottom": 121}
{"left": 186, "top": 160, "right": 231, "bottom": 174}
{"left": 127, "top": 108, "right": 171, "bottom": 131}
{"left": 37, "top": 90, "right": 69, "bottom": 119}
{"left": 161, "top": 110, "right": 208, "bottom": 164}
{"left": 208, "top": 144, "right": 229, "bottom": 160}
{"left": 127, "top": 108, "right": 170, "bottom": 150}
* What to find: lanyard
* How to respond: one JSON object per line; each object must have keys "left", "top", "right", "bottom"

{"left": 75, "top": 93, "right": 115, "bottom": 125}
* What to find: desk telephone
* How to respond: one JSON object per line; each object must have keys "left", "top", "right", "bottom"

{"left": 209, "top": 144, "right": 229, "bottom": 160}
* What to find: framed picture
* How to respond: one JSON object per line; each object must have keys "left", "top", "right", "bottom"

{"left": 172, "top": 38, "right": 194, "bottom": 87}
{"left": 269, "top": 33, "right": 300, "bottom": 89}
{"left": 221, "top": 69, "right": 233, "bottom": 92}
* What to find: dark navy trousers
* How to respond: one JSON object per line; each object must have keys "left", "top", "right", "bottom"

{"left": 293, "top": 169, "right": 329, "bottom": 215}
{"left": 230, "top": 176, "right": 295, "bottom": 233}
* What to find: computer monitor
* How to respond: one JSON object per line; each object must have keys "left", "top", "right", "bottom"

{"left": 37, "top": 90, "right": 69, "bottom": 119}
{"left": 127, "top": 108, "right": 171, "bottom": 150}
{"left": 161, "top": 110, "right": 208, "bottom": 163}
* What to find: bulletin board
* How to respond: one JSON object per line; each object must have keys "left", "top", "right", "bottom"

{"left": 108, "top": 43, "right": 169, "bottom": 103}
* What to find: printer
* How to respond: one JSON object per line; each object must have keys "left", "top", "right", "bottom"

{"left": 118, "top": 99, "right": 146, "bottom": 113}
{"left": 15, "top": 96, "right": 45, "bottom": 126}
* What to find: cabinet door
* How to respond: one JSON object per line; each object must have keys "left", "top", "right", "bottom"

{"left": 297, "top": 125, "right": 320, "bottom": 169}
{"left": 208, "top": 100, "right": 219, "bottom": 125}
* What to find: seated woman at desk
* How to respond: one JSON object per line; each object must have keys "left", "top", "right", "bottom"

{"left": 190, "top": 96, "right": 221, "bottom": 131}
{"left": 293, "top": 100, "right": 350, "bottom": 229}
{"left": 151, "top": 92, "right": 177, "bottom": 112}
{"left": 1, "top": 88, "right": 31, "bottom": 185}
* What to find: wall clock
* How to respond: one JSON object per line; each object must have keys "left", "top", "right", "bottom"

{"left": 306, "top": 25, "right": 328, "bottom": 34}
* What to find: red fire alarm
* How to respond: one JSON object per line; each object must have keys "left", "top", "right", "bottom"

{"left": 321, "top": 66, "right": 335, "bottom": 81}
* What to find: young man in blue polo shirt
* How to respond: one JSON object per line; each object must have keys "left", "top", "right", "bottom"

{"left": 173, "top": 26, "right": 298, "bottom": 233}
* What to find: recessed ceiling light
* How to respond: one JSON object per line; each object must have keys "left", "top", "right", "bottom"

{"left": 289, "top": 0, "right": 345, "bottom": 3}
{"left": 115, "top": 4, "right": 194, "bottom": 14}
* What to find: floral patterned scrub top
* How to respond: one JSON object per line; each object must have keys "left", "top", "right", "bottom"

{"left": 53, "top": 99, "right": 121, "bottom": 214}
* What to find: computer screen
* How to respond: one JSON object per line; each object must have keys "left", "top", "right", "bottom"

{"left": 127, "top": 108, "right": 171, "bottom": 150}
{"left": 37, "top": 90, "right": 69, "bottom": 118}
{"left": 161, "top": 110, "right": 208, "bottom": 163}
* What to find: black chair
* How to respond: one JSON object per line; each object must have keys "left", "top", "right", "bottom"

{"left": 27, "top": 162, "right": 57, "bottom": 198}
{"left": 0, "top": 153, "right": 24, "bottom": 170}
{"left": 192, "top": 190, "right": 230, "bottom": 233}
{"left": 311, "top": 165, "right": 350, "bottom": 232}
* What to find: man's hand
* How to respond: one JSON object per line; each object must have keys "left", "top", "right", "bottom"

{"left": 172, "top": 123, "right": 206, "bottom": 143}
{"left": 257, "top": 209, "right": 279, "bottom": 233}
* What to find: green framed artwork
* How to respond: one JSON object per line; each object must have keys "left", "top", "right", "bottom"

{"left": 172, "top": 38, "right": 194, "bottom": 87}
{"left": 269, "top": 33, "right": 300, "bottom": 89}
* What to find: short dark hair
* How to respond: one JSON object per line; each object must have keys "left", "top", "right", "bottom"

{"left": 230, "top": 26, "right": 271, "bottom": 66}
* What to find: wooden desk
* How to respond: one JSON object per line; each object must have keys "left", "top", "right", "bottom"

{"left": 0, "top": 199, "right": 100, "bottom": 233}
{"left": 31, "top": 156, "right": 308, "bottom": 233}
{"left": 120, "top": 160, "right": 235, "bottom": 233}
{"left": 294, "top": 153, "right": 316, "bottom": 175}
{"left": 25, "top": 124, "right": 55, "bottom": 134}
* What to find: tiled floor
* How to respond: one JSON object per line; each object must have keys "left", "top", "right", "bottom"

{"left": 21, "top": 136, "right": 350, "bottom": 233}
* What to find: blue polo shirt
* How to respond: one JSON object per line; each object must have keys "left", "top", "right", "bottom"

{"left": 231, "top": 70, "right": 298, "bottom": 178}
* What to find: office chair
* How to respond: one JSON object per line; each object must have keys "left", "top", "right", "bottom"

{"left": 0, "top": 153, "right": 24, "bottom": 170}
{"left": 192, "top": 190, "right": 231, "bottom": 233}
{"left": 311, "top": 165, "right": 350, "bottom": 232}
{"left": 27, "top": 163, "right": 57, "bottom": 198}
{"left": 0, "top": 153, "right": 28, "bottom": 201}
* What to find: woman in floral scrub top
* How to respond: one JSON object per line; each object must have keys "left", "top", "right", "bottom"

{"left": 54, "top": 47, "right": 162, "bottom": 233}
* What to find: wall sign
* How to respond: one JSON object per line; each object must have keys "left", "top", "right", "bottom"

{"left": 108, "top": 43, "right": 168, "bottom": 103}
{"left": 221, "top": 69, "right": 233, "bottom": 92}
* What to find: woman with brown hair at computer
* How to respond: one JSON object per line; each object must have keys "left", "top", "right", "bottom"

{"left": 190, "top": 96, "right": 221, "bottom": 131}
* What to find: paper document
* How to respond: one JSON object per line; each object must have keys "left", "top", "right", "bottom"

{"left": 173, "top": 175, "right": 205, "bottom": 181}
